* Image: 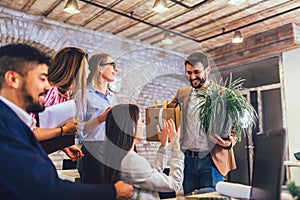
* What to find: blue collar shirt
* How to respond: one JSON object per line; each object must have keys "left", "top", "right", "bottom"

{"left": 79, "top": 84, "right": 117, "bottom": 141}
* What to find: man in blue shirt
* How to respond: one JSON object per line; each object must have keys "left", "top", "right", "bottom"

{"left": 0, "top": 43, "right": 133, "bottom": 200}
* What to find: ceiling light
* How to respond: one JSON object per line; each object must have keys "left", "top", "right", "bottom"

{"left": 162, "top": 32, "right": 173, "bottom": 45}
{"left": 64, "top": 0, "right": 80, "bottom": 15}
{"left": 152, "top": 0, "right": 169, "bottom": 13}
{"left": 228, "top": 0, "right": 246, "bottom": 6}
{"left": 232, "top": 30, "right": 243, "bottom": 43}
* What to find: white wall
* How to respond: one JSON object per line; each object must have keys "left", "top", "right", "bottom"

{"left": 283, "top": 48, "right": 300, "bottom": 185}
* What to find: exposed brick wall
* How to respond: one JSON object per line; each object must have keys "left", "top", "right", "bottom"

{"left": 0, "top": 7, "right": 189, "bottom": 105}
{"left": 0, "top": 6, "right": 190, "bottom": 168}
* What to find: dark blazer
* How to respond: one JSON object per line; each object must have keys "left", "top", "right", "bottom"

{"left": 0, "top": 100, "right": 116, "bottom": 200}
{"left": 169, "top": 86, "right": 236, "bottom": 176}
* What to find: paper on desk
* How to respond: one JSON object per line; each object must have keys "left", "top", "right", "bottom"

{"left": 39, "top": 100, "right": 76, "bottom": 128}
{"left": 216, "top": 181, "right": 251, "bottom": 199}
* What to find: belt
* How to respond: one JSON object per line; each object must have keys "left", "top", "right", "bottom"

{"left": 184, "top": 150, "right": 210, "bottom": 158}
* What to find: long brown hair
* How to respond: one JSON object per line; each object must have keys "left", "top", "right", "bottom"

{"left": 102, "top": 104, "right": 140, "bottom": 184}
{"left": 48, "top": 47, "right": 88, "bottom": 119}
{"left": 48, "top": 47, "right": 88, "bottom": 95}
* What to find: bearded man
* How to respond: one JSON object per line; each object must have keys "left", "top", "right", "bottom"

{"left": 169, "top": 52, "right": 237, "bottom": 195}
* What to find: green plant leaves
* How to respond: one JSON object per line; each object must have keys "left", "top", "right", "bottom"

{"left": 286, "top": 180, "right": 300, "bottom": 200}
{"left": 195, "top": 74, "right": 257, "bottom": 141}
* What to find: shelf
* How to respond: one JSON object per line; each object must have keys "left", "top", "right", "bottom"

{"left": 284, "top": 160, "right": 300, "bottom": 167}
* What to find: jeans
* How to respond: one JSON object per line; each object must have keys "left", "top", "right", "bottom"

{"left": 183, "top": 155, "right": 224, "bottom": 195}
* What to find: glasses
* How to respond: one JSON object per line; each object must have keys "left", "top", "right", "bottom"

{"left": 99, "top": 62, "right": 116, "bottom": 69}
{"left": 185, "top": 70, "right": 202, "bottom": 76}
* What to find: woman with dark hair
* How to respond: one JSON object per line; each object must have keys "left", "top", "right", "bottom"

{"left": 102, "top": 104, "right": 184, "bottom": 199}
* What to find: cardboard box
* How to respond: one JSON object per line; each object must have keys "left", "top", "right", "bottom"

{"left": 145, "top": 105, "right": 181, "bottom": 141}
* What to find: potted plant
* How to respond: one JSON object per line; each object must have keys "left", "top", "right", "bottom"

{"left": 195, "top": 75, "right": 257, "bottom": 141}
{"left": 287, "top": 180, "right": 300, "bottom": 200}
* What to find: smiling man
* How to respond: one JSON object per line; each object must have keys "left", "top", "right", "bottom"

{"left": 0, "top": 43, "right": 133, "bottom": 200}
{"left": 169, "top": 52, "right": 236, "bottom": 195}
{"left": 0, "top": 49, "right": 50, "bottom": 114}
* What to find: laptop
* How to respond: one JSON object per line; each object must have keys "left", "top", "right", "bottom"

{"left": 184, "top": 128, "right": 286, "bottom": 200}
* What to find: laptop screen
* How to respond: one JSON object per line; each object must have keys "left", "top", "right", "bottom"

{"left": 250, "top": 129, "right": 286, "bottom": 200}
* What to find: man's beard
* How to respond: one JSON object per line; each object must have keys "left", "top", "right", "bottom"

{"left": 25, "top": 98, "right": 45, "bottom": 113}
{"left": 190, "top": 76, "right": 206, "bottom": 89}
{"left": 21, "top": 84, "right": 46, "bottom": 113}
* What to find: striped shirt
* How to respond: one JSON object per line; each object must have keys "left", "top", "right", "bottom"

{"left": 32, "top": 86, "right": 71, "bottom": 130}
{"left": 44, "top": 86, "right": 71, "bottom": 107}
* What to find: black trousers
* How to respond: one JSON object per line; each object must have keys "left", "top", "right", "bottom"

{"left": 77, "top": 144, "right": 104, "bottom": 184}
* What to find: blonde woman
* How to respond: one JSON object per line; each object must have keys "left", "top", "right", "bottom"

{"left": 77, "top": 53, "right": 118, "bottom": 183}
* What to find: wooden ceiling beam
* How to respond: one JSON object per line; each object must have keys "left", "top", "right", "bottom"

{"left": 209, "top": 23, "right": 300, "bottom": 69}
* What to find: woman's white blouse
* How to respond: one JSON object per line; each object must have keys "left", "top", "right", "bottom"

{"left": 121, "top": 146, "right": 184, "bottom": 200}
